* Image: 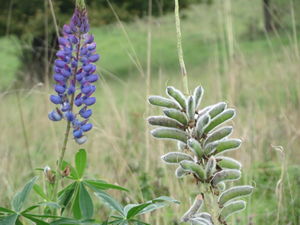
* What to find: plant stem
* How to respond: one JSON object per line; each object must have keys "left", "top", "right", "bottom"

{"left": 174, "top": 0, "right": 189, "bottom": 95}
{"left": 201, "top": 184, "right": 222, "bottom": 225}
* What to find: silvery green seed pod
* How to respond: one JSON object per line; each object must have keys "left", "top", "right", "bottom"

{"left": 190, "top": 218, "right": 212, "bottom": 225}
{"left": 163, "top": 108, "right": 188, "bottom": 125}
{"left": 204, "top": 141, "right": 219, "bottom": 155}
{"left": 204, "top": 109, "right": 236, "bottom": 134}
{"left": 166, "top": 86, "right": 187, "bottom": 109}
{"left": 216, "top": 156, "right": 242, "bottom": 170}
{"left": 217, "top": 182, "right": 226, "bottom": 191}
{"left": 148, "top": 95, "right": 181, "bottom": 109}
{"left": 220, "top": 200, "right": 246, "bottom": 221}
{"left": 211, "top": 169, "right": 241, "bottom": 186}
{"left": 178, "top": 141, "right": 188, "bottom": 151}
{"left": 193, "top": 86, "right": 204, "bottom": 110}
{"left": 195, "top": 114, "right": 210, "bottom": 138}
{"left": 208, "top": 102, "right": 227, "bottom": 118}
{"left": 180, "top": 160, "right": 206, "bottom": 181}
{"left": 148, "top": 116, "right": 184, "bottom": 129}
{"left": 193, "top": 212, "right": 212, "bottom": 222}
{"left": 204, "top": 126, "right": 233, "bottom": 146}
{"left": 187, "top": 138, "right": 204, "bottom": 159}
{"left": 205, "top": 156, "right": 216, "bottom": 178}
{"left": 175, "top": 166, "right": 188, "bottom": 178}
{"left": 218, "top": 185, "right": 253, "bottom": 206}
{"left": 186, "top": 96, "right": 195, "bottom": 122}
{"left": 161, "top": 152, "right": 193, "bottom": 164}
{"left": 181, "top": 195, "right": 203, "bottom": 222}
{"left": 197, "top": 105, "right": 211, "bottom": 118}
{"left": 215, "top": 138, "right": 242, "bottom": 155}
{"left": 151, "top": 127, "right": 188, "bottom": 143}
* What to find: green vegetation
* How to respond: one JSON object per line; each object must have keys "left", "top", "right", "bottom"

{"left": 0, "top": 0, "right": 299, "bottom": 224}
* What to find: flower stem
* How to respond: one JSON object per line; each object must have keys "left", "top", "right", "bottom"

{"left": 174, "top": 0, "right": 189, "bottom": 95}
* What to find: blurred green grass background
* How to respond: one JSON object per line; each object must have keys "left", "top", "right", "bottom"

{"left": 0, "top": 0, "right": 299, "bottom": 224}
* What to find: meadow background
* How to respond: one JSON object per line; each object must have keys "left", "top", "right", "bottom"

{"left": 0, "top": 0, "right": 300, "bottom": 224}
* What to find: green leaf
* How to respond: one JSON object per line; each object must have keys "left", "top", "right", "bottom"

{"left": 58, "top": 182, "right": 77, "bottom": 213}
{"left": 126, "top": 203, "right": 152, "bottom": 219}
{"left": 75, "top": 149, "right": 87, "bottom": 179}
{"left": 50, "top": 218, "right": 94, "bottom": 225}
{"left": 72, "top": 184, "right": 82, "bottom": 220}
{"left": 12, "top": 177, "right": 38, "bottom": 212}
{"left": 137, "top": 196, "right": 179, "bottom": 216}
{"left": 0, "top": 207, "right": 14, "bottom": 214}
{"left": 0, "top": 214, "right": 18, "bottom": 225}
{"left": 33, "top": 184, "right": 49, "bottom": 201}
{"left": 23, "top": 214, "right": 50, "bottom": 225}
{"left": 79, "top": 183, "right": 94, "bottom": 219}
{"left": 85, "top": 180, "right": 128, "bottom": 192}
{"left": 94, "top": 190, "right": 124, "bottom": 216}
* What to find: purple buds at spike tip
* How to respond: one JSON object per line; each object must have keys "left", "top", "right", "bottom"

{"left": 49, "top": 5, "right": 100, "bottom": 144}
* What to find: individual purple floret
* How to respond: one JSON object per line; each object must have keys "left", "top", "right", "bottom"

{"left": 48, "top": 5, "right": 100, "bottom": 144}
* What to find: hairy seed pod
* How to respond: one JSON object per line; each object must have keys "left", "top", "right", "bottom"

{"left": 193, "top": 86, "right": 204, "bottom": 110}
{"left": 163, "top": 108, "right": 188, "bottom": 125}
{"left": 211, "top": 169, "right": 241, "bottom": 186}
{"left": 148, "top": 116, "right": 183, "bottom": 129}
{"left": 181, "top": 195, "right": 203, "bottom": 222}
{"left": 187, "top": 138, "right": 204, "bottom": 159}
{"left": 190, "top": 218, "right": 212, "bottom": 225}
{"left": 161, "top": 152, "right": 193, "bottom": 164}
{"left": 218, "top": 185, "right": 253, "bottom": 206}
{"left": 205, "top": 156, "right": 216, "bottom": 178}
{"left": 217, "top": 182, "right": 226, "bottom": 191}
{"left": 148, "top": 95, "right": 181, "bottom": 109}
{"left": 166, "top": 86, "right": 187, "bottom": 109}
{"left": 196, "top": 114, "right": 210, "bottom": 138}
{"left": 208, "top": 102, "right": 227, "bottom": 118}
{"left": 216, "top": 156, "right": 242, "bottom": 170}
{"left": 220, "top": 200, "right": 246, "bottom": 221}
{"left": 204, "top": 109, "right": 236, "bottom": 134}
{"left": 197, "top": 106, "right": 211, "bottom": 118}
{"left": 175, "top": 166, "right": 188, "bottom": 178}
{"left": 151, "top": 128, "right": 188, "bottom": 143}
{"left": 187, "top": 96, "right": 195, "bottom": 121}
{"left": 193, "top": 212, "right": 212, "bottom": 222}
{"left": 204, "top": 141, "right": 219, "bottom": 155}
{"left": 204, "top": 126, "right": 233, "bottom": 146}
{"left": 215, "top": 138, "right": 242, "bottom": 155}
{"left": 178, "top": 141, "right": 187, "bottom": 151}
{"left": 180, "top": 160, "right": 206, "bottom": 181}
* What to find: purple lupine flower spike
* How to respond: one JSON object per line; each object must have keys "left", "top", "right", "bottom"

{"left": 48, "top": 2, "right": 100, "bottom": 144}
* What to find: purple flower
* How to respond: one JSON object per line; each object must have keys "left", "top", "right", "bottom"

{"left": 48, "top": 5, "right": 100, "bottom": 144}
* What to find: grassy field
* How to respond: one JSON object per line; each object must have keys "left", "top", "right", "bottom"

{"left": 0, "top": 0, "right": 300, "bottom": 224}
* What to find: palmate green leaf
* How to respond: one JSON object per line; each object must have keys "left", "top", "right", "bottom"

{"left": 85, "top": 180, "right": 128, "bottom": 192}
{"left": 58, "top": 182, "right": 77, "bottom": 212}
{"left": 72, "top": 184, "right": 82, "bottom": 220}
{"left": 79, "top": 182, "right": 94, "bottom": 219}
{"left": 33, "top": 184, "right": 49, "bottom": 201}
{"left": 12, "top": 176, "right": 38, "bottom": 213}
{"left": 125, "top": 203, "right": 153, "bottom": 219}
{"left": 94, "top": 191, "right": 124, "bottom": 216}
{"left": 0, "top": 213, "right": 18, "bottom": 225}
{"left": 0, "top": 207, "right": 14, "bottom": 214}
{"left": 50, "top": 218, "right": 95, "bottom": 225}
{"left": 75, "top": 149, "right": 87, "bottom": 179}
{"left": 23, "top": 214, "right": 50, "bottom": 225}
{"left": 126, "top": 196, "right": 180, "bottom": 219}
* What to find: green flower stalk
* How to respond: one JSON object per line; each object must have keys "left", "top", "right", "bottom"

{"left": 147, "top": 86, "right": 253, "bottom": 225}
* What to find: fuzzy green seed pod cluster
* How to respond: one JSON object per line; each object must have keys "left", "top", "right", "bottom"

{"left": 148, "top": 86, "right": 253, "bottom": 224}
